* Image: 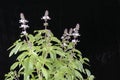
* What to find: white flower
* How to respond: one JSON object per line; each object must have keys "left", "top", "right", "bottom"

{"left": 19, "top": 13, "right": 28, "bottom": 24}
{"left": 72, "top": 39, "right": 79, "bottom": 44}
{"left": 72, "top": 39, "right": 76, "bottom": 43}
{"left": 41, "top": 10, "right": 51, "bottom": 21}
{"left": 61, "top": 36, "right": 64, "bottom": 39}
{"left": 72, "top": 32, "right": 80, "bottom": 37}
{"left": 41, "top": 16, "right": 51, "bottom": 20}
{"left": 19, "top": 19, "right": 28, "bottom": 24}
{"left": 63, "top": 43, "right": 67, "bottom": 46}
{"left": 19, "top": 24, "right": 29, "bottom": 30}
{"left": 21, "top": 30, "right": 27, "bottom": 35}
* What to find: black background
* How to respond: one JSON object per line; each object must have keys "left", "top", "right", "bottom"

{"left": 0, "top": 0, "right": 119, "bottom": 80}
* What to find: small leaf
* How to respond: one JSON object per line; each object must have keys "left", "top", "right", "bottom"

{"left": 51, "top": 37, "right": 61, "bottom": 44}
{"left": 88, "top": 75, "right": 95, "bottom": 80}
{"left": 17, "top": 52, "right": 28, "bottom": 61}
{"left": 5, "top": 71, "right": 15, "bottom": 80}
{"left": 10, "top": 62, "right": 19, "bottom": 70}
{"left": 73, "top": 49, "right": 82, "bottom": 54}
{"left": 83, "top": 57, "right": 90, "bottom": 62}
{"left": 52, "top": 46, "right": 63, "bottom": 51}
{"left": 67, "top": 42, "right": 73, "bottom": 49}
{"left": 85, "top": 69, "right": 91, "bottom": 77}
{"left": 45, "top": 62, "right": 53, "bottom": 70}
{"left": 28, "top": 34, "right": 35, "bottom": 43}
{"left": 74, "top": 70, "right": 83, "bottom": 80}
{"left": 36, "top": 62, "right": 42, "bottom": 70}
{"left": 55, "top": 50, "right": 65, "bottom": 57}
{"left": 7, "top": 44, "right": 15, "bottom": 51}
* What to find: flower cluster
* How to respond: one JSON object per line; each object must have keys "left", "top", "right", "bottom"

{"left": 19, "top": 13, "right": 29, "bottom": 35}
{"left": 61, "top": 24, "right": 80, "bottom": 47}
{"left": 41, "top": 10, "right": 51, "bottom": 29}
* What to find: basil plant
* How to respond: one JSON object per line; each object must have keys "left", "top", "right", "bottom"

{"left": 5, "top": 10, "right": 94, "bottom": 80}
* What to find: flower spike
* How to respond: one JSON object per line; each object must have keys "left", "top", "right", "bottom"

{"left": 41, "top": 10, "right": 51, "bottom": 29}
{"left": 19, "top": 13, "right": 28, "bottom": 24}
{"left": 19, "top": 13, "right": 29, "bottom": 35}
{"left": 41, "top": 10, "right": 51, "bottom": 21}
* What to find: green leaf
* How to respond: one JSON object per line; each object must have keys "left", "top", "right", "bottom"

{"left": 51, "top": 37, "right": 61, "bottom": 44}
{"left": 7, "top": 39, "right": 21, "bottom": 50}
{"left": 73, "top": 49, "right": 82, "bottom": 54}
{"left": 17, "top": 52, "right": 28, "bottom": 61}
{"left": 28, "top": 34, "right": 35, "bottom": 43}
{"left": 23, "top": 57, "right": 34, "bottom": 80}
{"left": 85, "top": 69, "right": 91, "bottom": 77}
{"left": 82, "top": 57, "right": 90, "bottom": 66}
{"left": 75, "top": 60, "right": 84, "bottom": 73}
{"left": 18, "top": 67, "right": 24, "bottom": 73}
{"left": 45, "top": 62, "right": 53, "bottom": 70}
{"left": 70, "top": 61, "right": 77, "bottom": 69}
{"left": 88, "top": 75, "right": 94, "bottom": 80}
{"left": 53, "top": 60, "right": 66, "bottom": 69}
{"left": 9, "top": 42, "right": 22, "bottom": 57}
{"left": 54, "top": 71, "right": 64, "bottom": 80}
{"left": 37, "top": 56, "right": 45, "bottom": 64}
{"left": 36, "top": 62, "right": 42, "bottom": 70}
{"left": 41, "top": 67, "right": 48, "bottom": 80}
{"left": 52, "top": 46, "right": 63, "bottom": 51}
{"left": 49, "top": 50, "right": 56, "bottom": 59}
{"left": 19, "top": 43, "right": 29, "bottom": 51}
{"left": 74, "top": 70, "right": 83, "bottom": 80}
{"left": 7, "top": 44, "right": 15, "bottom": 51}
{"left": 35, "top": 39, "right": 45, "bottom": 45}
{"left": 55, "top": 50, "right": 65, "bottom": 57}
{"left": 5, "top": 71, "right": 15, "bottom": 80}
{"left": 10, "top": 62, "right": 19, "bottom": 70}
{"left": 67, "top": 42, "right": 74, "bottom": 49}
{"left": 23, "top": 58, "right": 34, "bottom": 74}
{"left": 24, "top": 73, "right": 29, "bottom": 80}
{"left": 83, "top": 57, "right": 90, "bottom": 62}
